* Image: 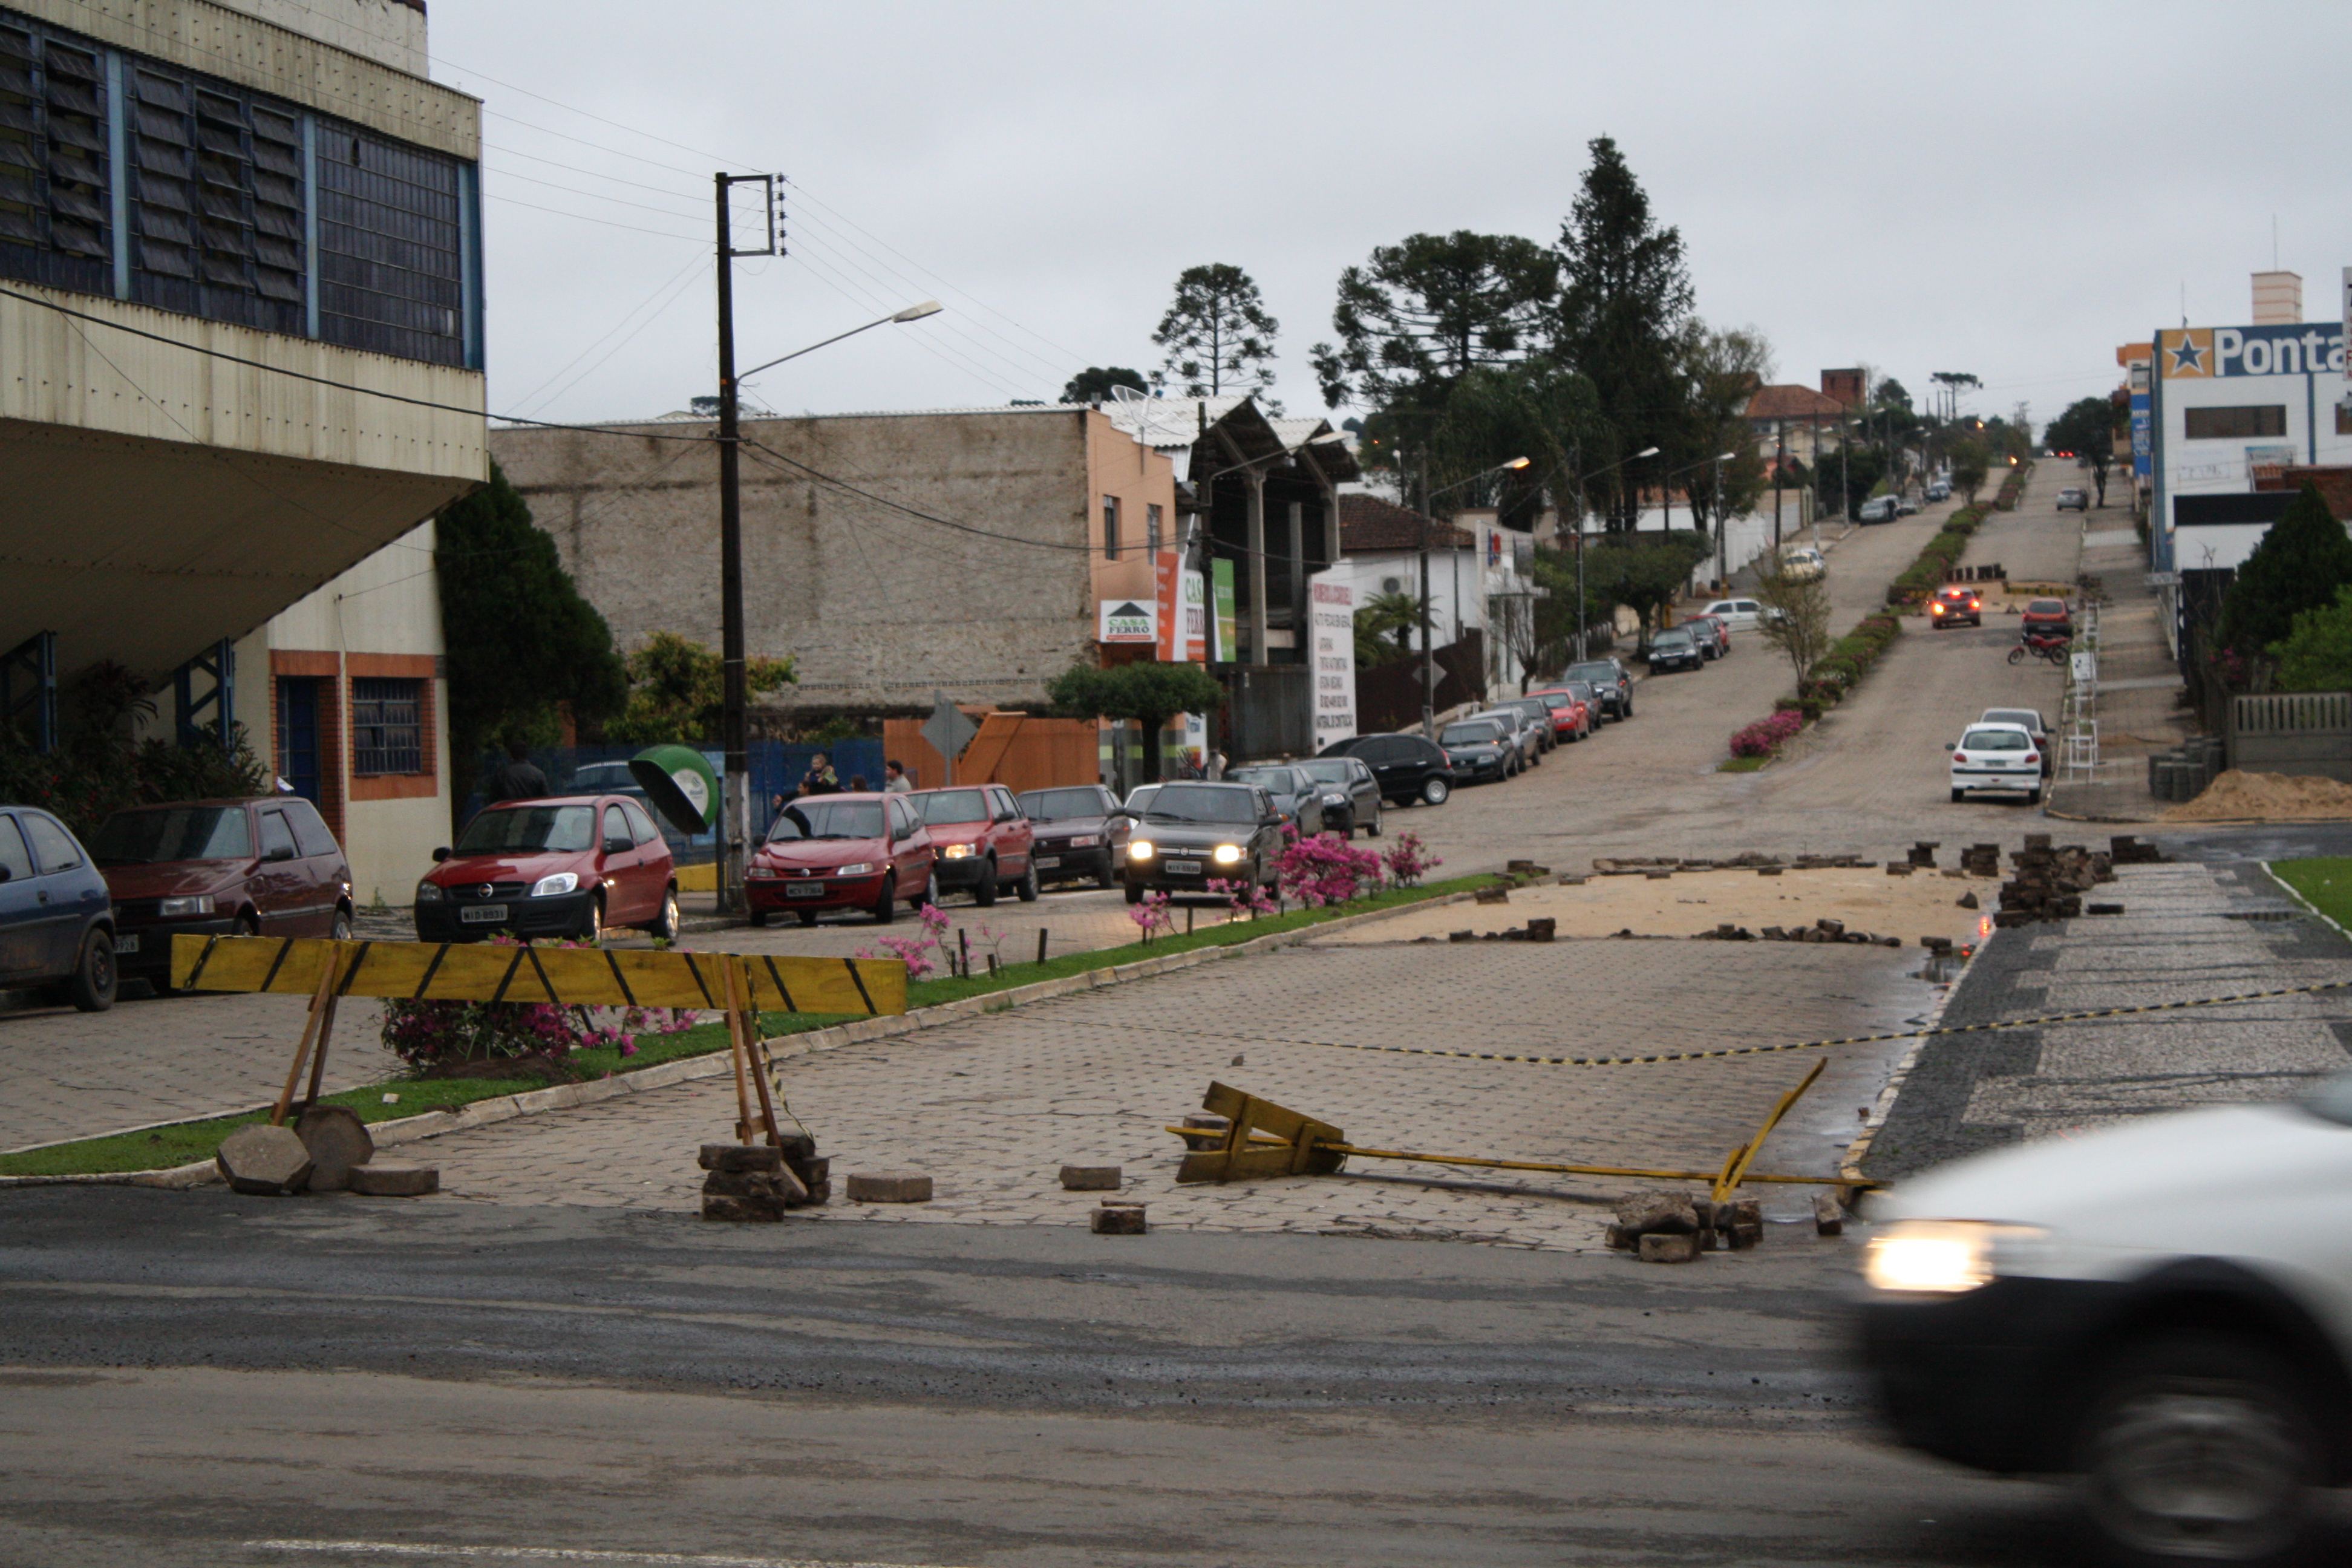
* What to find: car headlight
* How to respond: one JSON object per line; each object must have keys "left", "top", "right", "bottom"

{"left": 529, "top": 872, "right": 580, "bottom": 898}
{"left": 1321, "top": 793, "right": 1347, "bottom": 806}
{"left": 746, "top": 864, "right": 778, "bottom": 880}
{"left": 1863, "top": 1220, "right": 2048, "bottom": 1294}
{"left": 157, "top": 894, "right": 216, "bottom": 918}
{"left": 1212, "top": 844, "right": 1244, "bottom": 864}
{"left": 1129, "top": 840, "right": 1155, "bottom": 860}
{"left": 836, "top": 862, "right": 874, "bottom": 876}
{"left": 414, "top": 881, "right": 443, "bottom": 903}
{"left": 942, "top": 843, "right": 973, "bottom": 859}
{"left": 1070, "top": 835, "right": 1099, "bottom": 848}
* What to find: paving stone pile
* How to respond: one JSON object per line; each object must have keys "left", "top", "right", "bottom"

{"left": 698, "top": 1137, "right": 829, "bottom": 1221}
{"left": 1993, "top": 833, "right": 2117, "bottom": 927}
{"left": 1696, "top": 916, "right": 1906, "bottom": 947}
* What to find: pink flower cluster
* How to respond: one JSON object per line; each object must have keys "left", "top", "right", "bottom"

{"left": 1128, "top": 889, "right": 1174, "bottom": 940}
{"left": 857, "top": 901, "right": 952, "bottom": 980}
{"left": 1381, "top": 830, "right": 1441, "bottom": 887}
{"left": 1276, "top": 832, "right": 1385, "bottom": 908}
{"left": 1205, "top": 876, "right": 1276, "bottom": 920}
{"left": 1728, "top": 710, "right": 1804, "bottom": 759}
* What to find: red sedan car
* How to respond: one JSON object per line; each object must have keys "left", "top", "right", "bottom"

{"left": 416, "top": 795, "right": 678, "bottom": 944}
{"left": 95, "top": 796, "right": 352, "bottom": 989}
{"left": 748, "top": 792, "right": 933, "bottom": 927}
{"left": 1524, "top": 683, "right": 1595, "bottom": 742}
{"left": 909, "top": 785, "right": 1037, "bottom": 906}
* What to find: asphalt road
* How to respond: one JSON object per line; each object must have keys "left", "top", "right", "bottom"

{"left": 0, "top": 1186, "right": 2131, "bottom": 1568}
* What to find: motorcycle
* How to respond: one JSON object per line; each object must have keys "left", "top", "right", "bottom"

{"left": 2007, "top": 630, "right": 2071, "bottom": 665}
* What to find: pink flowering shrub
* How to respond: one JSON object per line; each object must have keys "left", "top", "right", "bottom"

{"left": 1277, "top": 832, "right": 1385, "bottom": 908}
{"left": 380, "top": 936, "right": 696, "bottom": 1071}
{"left": 1128, "top": 889, "right": 1174, "bottom": 941}
{"left": 857, "top": 902, "right": 949, "bottom": 981}
{"left": 1728, "top": 710, "right": 1804, "bottom": 759}
{"left": 1206, "top": 875, "right": 1276, "bottom": 920}
{"left": 1381, "top": 831, "right": 1442, "bottom": 887}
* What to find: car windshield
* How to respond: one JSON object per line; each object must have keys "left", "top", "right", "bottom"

{"left": 1125, "top": 785, "right": 1161, "bottom": 816}
{"left": 1559, "top": 682, "right": 1594, "bottom": 701}
{"left": 768, "top": 800, "right": 885, "bottom": 841}
{"left": 1961, "top": 729, "right": 2031, "bottom": 751}
{"left": 1018, "top": 788, "right": 1103, "bottom": 822}
{"left": 918, "top": 788, "right": 990, "bottom": 826}
{"left": 1294, "top": 760, "right": 1354, "bottom": 786}
{"left": 1939, "top": 589, "right": 1971, "bottom": 600}
{"left": 1442, "top": 723, "right": 1503, "bottom": 745}
{"left": 1566, "top": 662, "right": 1616, "bottom": 684}
{"left": 1984, "top": 710, "right": 2040, "bottom": 730}
{"left": 1655, "top": 631, "right": 1693, "bottom": 647}
{"left": 1142, "top": 785, "right": 1259, "bottom": 825}
{"left": 456, "top": 803, "right": 595, "bottom": 855}
{"left": 1232, "top": 768, "right": 1300, "bottom": 793}
{"left": 2030, "top": 600, "right": 2067, "bottom": 615}
{"left": 91, "top": 805, "right": 252, "bottom": 866}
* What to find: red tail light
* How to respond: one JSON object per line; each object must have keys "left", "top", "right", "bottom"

{"left": 1953, "top": 753, "right": 1968, "bottom": 763}
{"left": 2025, "top": 753, "right": 2039, "bottom": 764}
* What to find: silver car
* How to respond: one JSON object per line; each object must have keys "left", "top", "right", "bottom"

{"left": 1470, "top": 708, "right": 1544, "bottom": 769}
{"left": 1292, "top": 756, "right": 1383, "bottom": 837}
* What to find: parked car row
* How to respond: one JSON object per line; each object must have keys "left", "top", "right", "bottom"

{"left": 1, "top": 794, "right": 356, "bottom": 1012}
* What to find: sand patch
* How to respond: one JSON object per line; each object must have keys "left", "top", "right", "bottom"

{"left": 2164, "top": 769, "right": 2352, "bottom": 823}
{"left": 1325, "top": 866, "right": 1991, "bottom": 946}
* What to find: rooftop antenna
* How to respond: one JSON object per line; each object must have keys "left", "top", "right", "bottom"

{"left": 2272, "top": 215, "right": 2279, "bottom": 272}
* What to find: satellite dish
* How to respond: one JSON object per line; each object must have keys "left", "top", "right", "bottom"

{"left": 628, "top": 744, "right": 720, "bottom": 835}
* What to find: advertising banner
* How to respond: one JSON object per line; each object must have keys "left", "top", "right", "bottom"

{"left": 1211, "top": 559, "right": 1238, "bottom": 662}
{"left": 2129, "top": 359, "right": 2152, "bottom": 479}
{"left": 1097, "top": 598, "right": 1156, "bottom": 644}
{"left": 2158, "top": 322, "right": 2347, "bottom": 379}
{"left": 1154, "top": 554, "right": 1181, "bottom": 661}
{"left": 1308, "top": 573, "right": 1358, "bottom": 756}
{"left": 1181, "top": 567, "right": 1207, "bottom": 662}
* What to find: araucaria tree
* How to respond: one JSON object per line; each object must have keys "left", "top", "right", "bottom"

{"left": 1152, "top": 265, "right": 1279, "bottom": 401}
{"left": 1554, "top": 136, "right": 1695, "bottom": 531}
{"left": 1310, "top": 231, "right": 1559, "bottom": 414}
{"left": 1062, "top": 366, "right": 1148, "bottom": 405}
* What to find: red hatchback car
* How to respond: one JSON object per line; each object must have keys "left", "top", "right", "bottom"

{"left": 1524, "top": 684, "right": 1594, "bottom": 742}
{"left": 909, "top": 785, "right": 1037, "bottom": 906}
{"left": 415, "top": 795, "right": 678, "bottom": 944}
{"left": 94, "top": 797, "right": 351, "bottom": 990}
{"left": 747, "top": 792, "right": 933, "bottom": 927}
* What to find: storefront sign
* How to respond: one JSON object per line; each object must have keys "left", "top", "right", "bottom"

{"left": 1182, "top": 568, "right": 1207, "bottom": 662}
{"left": 1154, "top": 555, "right": 1181, "bottom": 661}
{"left": 1211, "top": 560, "right": 1238, "bottom": 662}
{"left": 1098, "top": 599, "right": 1157, "bottom": 644}
{"left": 1308, "top": 573, "right": 1357, "bottom": 756}
{"left": 2159, "top": 322, "right": 2347, "bottom": 379}
{"left": 2129, "top": 359, "right": 2152, "bottom": 479}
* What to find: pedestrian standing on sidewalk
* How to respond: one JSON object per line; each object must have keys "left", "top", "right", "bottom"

{"left": 485, "top": 742, "right": 548, "bottom": 804}
{"left": 884, "top": 760, "right": 913, "bottom": 793}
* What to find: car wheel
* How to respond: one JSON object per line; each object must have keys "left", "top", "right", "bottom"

{"left": 645, "top": 885, "right": 681, "bottom": 942}
{"left": 872, "top": 873, "right": 897, "bottom": 924}
{"left": 748, "top": 909, "right": 769, "bottom": 928}
{"left": 1123, "top": 880, "right": 1145, "bottom": 906}
{"left": 973, "top": 858, "right": 998, "bottom": 907}
{"left": 331, "top": 908, "right": 353, "bottom": 942}
{"left": 796, "top": 909, "right": 819, "bottom": 927}
{"left": 2076, "top": 1332, "right": 2321, "bottom": 1568}
{"left": 1366, "top": 805, "right": 1383, "bottom": 838}
{"left": 1951, "top": 789, "right": 1966, "bottom": 803}
{"left": 68, "top": 927, "right": 116, "bottom": 1013}
{"left": 1094, "top": 854, "right": 1116, "bottom": 890}
{"left": 1015, "top": 861, "right": 1039, "bottom": 902}
{"left": 1622, "top": 698, "right": 1634, "bottom": 718}
{"left": 2028, "top": 785, "right": 2045, "bottom": 806}
{"left": 1422, "top": 776, "right": 1451, "bottom": 806}
{"left": 234, "top": 912, "right": 260, "bottom": 939}
{"left": 580, "top": 893, "right": 604, "bottom": 944}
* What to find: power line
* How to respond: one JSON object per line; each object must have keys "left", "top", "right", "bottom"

{"left": 506, "top": 249, "right": 712, "bottom": 419}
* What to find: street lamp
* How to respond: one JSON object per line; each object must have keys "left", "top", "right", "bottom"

{"left": 1571, "top": 446, "right": 1658, "bottom": 662}
{"left": 714, "top": 298, "right": 944, "bottom": 916}
{"left": 1416, "top": 456, "right": 1529, "bottom": 736}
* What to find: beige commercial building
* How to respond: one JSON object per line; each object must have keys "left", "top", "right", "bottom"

{"left": 1, "top": 0, "right": 483, "bottom": 885}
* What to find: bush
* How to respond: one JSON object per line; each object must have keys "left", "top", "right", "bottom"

{"left": 1275, "top": 831, "right": 1385, "bottom": 908}
{"left": 1728, "top": 710, "right": 1803, "bottom": 758}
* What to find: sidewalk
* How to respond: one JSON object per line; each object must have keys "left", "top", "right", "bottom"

{"left": 2048, "top": 509, "right": 2192, "bottom": 822}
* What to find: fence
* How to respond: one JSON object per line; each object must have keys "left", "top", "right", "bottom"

{"left": 880, "top": 712, "right": 1099, "bottom": 794}
{"left": 1221, "top": 664, "right": 1313, "bottom": 760}
{"left": 1354, "top": 632, "right": 1486, "bottom": 736}
{"left": 462, "top": 739, "right": 887, "bottom": 861}
{"left": 2228, "top": 692, "right": 2352, "bottom": 782}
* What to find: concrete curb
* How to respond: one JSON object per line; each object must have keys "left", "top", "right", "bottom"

{"left": 1838, "top": 933, "right": 1983, "bottom": 1195}
{"left": 0, "top": 885, "right": 1476, "bottom": 1191}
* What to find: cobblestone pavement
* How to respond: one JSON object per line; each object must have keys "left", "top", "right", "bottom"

{"left": 1863, "top": 860, "right": 2352, "bottom": 1181}
{"left": 0, "top": 990, "right": 394, "bottom": 1154}
{"left": 409, "top": 933, "right": 1941, "bottom": 1249}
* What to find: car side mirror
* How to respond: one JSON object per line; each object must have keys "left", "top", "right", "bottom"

{"left": 1108, "top": 808, "right": 1136, "bottom": 820}
{"left": 1944, "top": 743, "right": 1956, "bottom": 752}
{"left": 0, "top": 864, "right": 10, "bottom": 883}
{"left": 433, "top": 846, "right": 451, "bottom": 862}
{"left": 1262, "top": 815, "right": 1285, "bottom": 828}
{"left": 264, "top": 843, "right": 295, "bottom": 863}
{"left": 604, "top": 836, "right": 632, "bottom": 855}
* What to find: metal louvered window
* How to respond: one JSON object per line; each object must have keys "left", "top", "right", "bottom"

{"left": 350, "top": 678, "right": 423, "bottom": 777}
{"left": 0, "top": 21, "right": 111, "bottom": 293}
{"left": 318, "top": 128, "right": 463, "bottom": 367}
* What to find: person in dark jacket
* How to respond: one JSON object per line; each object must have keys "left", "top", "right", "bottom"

{"left": 798, "top": 753, "right": 841, "bottom": 797}
{"left": 485, "top": 742, "right": 548, "bottom": 803}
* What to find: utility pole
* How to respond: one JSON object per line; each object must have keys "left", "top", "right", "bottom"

{"left": 713, "top": 172, "right": 778, "bottom": 916}
{"left": 1571, "top": 444, "right": 1586, "bottom": 663}
{"left": 1419, "top": 448, "right": 1436, "bottom": 739}
{"left": 1772, "top": 418, "right": 1785, "bottom": 549}
{"left": 1712, "top": 448, "right": 1726, "bottom": 590}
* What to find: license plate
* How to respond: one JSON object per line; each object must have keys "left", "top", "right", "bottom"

{"left": 1166, "top": 859, "right": 1202, "bottom": 875}
{"left": 785, "top": 882, "right": 826, "bottom": 898}
{"left": 1034, "top": 855, "right": 1060, "bottom": 869}
{"left": 114, "top": 933, "right": 140, "bottom": 955}
{"left": 460, "top": 904, "right": 508, "bottom": 924}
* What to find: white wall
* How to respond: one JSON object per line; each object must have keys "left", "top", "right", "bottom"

{"left": 1323, "top": 549, "right": 1483, "bottom": 645}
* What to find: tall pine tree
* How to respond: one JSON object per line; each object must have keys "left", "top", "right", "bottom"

{"left": 2217, "top": 482, "right": 2352, "bottom": 661}
{"left": 1151, "top": 264, "right": 1279, "bottom": 402}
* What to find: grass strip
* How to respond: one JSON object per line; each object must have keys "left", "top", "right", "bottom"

{"left": 0, "top": 874, "right": 1479, "bottom": 1178}
{"left": 2266, "top": 858, "right": 2352, "bottom": 932}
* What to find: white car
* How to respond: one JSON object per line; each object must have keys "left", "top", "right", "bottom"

{"left": 1947, "top": 721, "right": 2042, "bottom": 804}
{"left": 1777, "top": 546, "right": 1826, "bottom": 582}
{"left": 1858, "top": 1083, "right": 2352, "bottom": 1563}
{"left": 1703, "top": 596, "right": 1765, "bottom": 631}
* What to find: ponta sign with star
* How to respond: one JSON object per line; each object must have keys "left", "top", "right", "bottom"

{"left": 2160, "top": 323, "right": 2347, "bottom": 379}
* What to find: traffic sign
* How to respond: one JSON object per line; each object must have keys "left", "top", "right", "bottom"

{"left": 921, "top": 693, "right": 979, "bottom": 763}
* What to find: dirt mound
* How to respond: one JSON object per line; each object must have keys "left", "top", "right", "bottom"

{"left": 2164, "top": 769, "right": 2352, "bottom": 822}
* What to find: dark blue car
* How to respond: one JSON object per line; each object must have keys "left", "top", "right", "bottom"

{"left": 0, "top": 806, "right": 117, "bottom": 1010}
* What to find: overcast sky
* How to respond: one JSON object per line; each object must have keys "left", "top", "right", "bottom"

{"left": 429, "top": 2, "right": 2352, "bottom": 436}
